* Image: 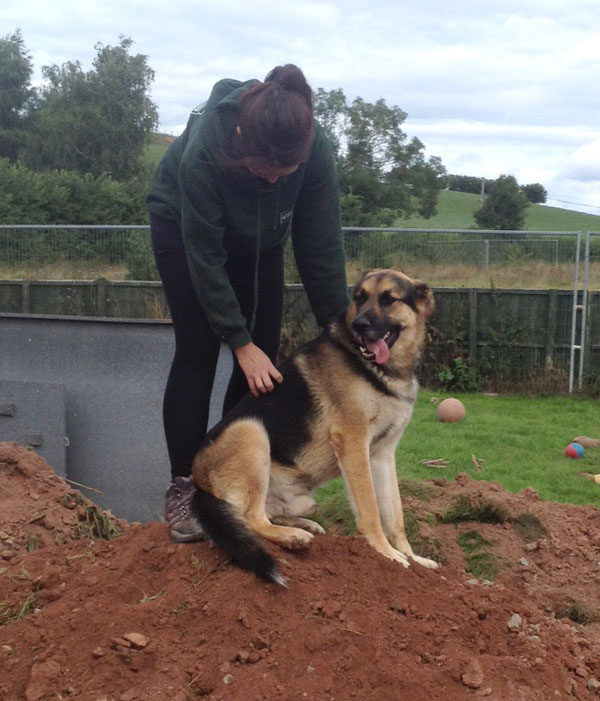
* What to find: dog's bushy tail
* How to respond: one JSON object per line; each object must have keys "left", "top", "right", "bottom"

{"left": 190, "top": 489, "right": 286, "bottom": 586}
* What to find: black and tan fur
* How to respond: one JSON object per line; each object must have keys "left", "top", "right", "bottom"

{"left": 190, "top": 268, "right": 438, "bottom": 584}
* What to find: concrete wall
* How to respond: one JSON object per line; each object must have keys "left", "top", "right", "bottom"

{"left": 0, "top": 314, "right": 232, "bottom": 522}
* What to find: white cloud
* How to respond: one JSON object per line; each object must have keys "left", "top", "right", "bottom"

{"left": 561, "top": 141, "right": 600, "bottom": 182}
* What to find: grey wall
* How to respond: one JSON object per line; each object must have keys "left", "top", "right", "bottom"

{"left": 0, "top": 314, "right": 232, "bottom": 522}
{"left": 0, "top": 378, "right": 67, "bottom": 476}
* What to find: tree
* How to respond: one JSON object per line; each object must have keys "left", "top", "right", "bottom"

{"left": 314, "top": 88, "right": 446, "bottom": 226}
{"left": 521, "top": 182, "right": 547, "bottom": 204}
{"left": 23, "top": 36, "right": 158, "bottom": 181}
{"left": 0, "top": 29, "right": 34, "bottom": 160}
{"left": 447, "top": 174, "right": 492, "bottom": 195}
{"left": 474, "top": 175, "right": 530, "bottom": 230}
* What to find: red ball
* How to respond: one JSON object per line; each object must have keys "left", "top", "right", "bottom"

{"left": 437, "top": 398, "right": 466, "bottom": 423}
{"left": 565, "top": 443, "right": 584, "bottom": 458}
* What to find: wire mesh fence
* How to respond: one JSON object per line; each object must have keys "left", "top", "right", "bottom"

{"left": 338, "top": 228, "right": 588, "bottom": 289}
{"left": 1, "top": 225, "right": 597, "bottom": 289}
{"left": 0, "top": 225, "right": 155, "bottom": 282}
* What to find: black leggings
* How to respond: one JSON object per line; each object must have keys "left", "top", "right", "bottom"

{"left": 150, "top": 213, "right": 284, "bottom": 479}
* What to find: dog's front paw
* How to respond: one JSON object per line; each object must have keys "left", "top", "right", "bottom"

{"left": 380, "top": 546, "right": 411, "bottom": 568}
{"left": 297, "top": 518, "right": 326, "bottom": 535}
{"left": 284, "top": 528, "right": 314, "bottom": 551}
{"left": 411, "top": 554, "right": 439, "bottom": 569}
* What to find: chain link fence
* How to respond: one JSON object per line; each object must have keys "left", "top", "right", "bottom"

{"left": 1, "top": 225, "right": 595, "bottom": 289}
{"left": 0, "top": 225, "right": 155, "bottom": 282}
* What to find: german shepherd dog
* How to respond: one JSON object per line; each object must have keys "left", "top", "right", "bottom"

{"left": 190, "top": 268, "right": 438, "bottom": 584}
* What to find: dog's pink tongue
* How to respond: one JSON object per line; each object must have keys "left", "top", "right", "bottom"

{"left": 365, "top": 339, "right": 390, "bottom": 364}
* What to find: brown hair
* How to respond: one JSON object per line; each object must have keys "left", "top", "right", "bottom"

{"left": 235, "top": 64, "right": 314, "bottom": 169}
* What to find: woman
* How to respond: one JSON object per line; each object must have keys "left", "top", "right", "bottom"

{"left": 146, "top": 64, "right": 348, "bottom": 542}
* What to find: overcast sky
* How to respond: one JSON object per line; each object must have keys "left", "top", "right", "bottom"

{"left": 3, "top": 0, "right": 600, "bottom": 215}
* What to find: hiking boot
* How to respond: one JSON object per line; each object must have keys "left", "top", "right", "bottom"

{"left": 164, "top": 476, "right": 206, "bottom": 543}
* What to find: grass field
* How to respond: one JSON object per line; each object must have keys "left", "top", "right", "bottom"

{"left": 396, "top": 189, "right": 600, "bottom": 233}
{"left": 346, "top": 257, "right": 600, "bottom": 290}
{"left": 315, "top": 391, "right": 600, "bottom": 520}
{"left": 0, "top": 261, "right": 129, "bottom": 281}
{"left": 146, "top": 133, "right": 174, "bottom": 170}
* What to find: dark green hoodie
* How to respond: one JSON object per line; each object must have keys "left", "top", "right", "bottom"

{"left": 146, "top": 78, "right": 348, "bottom": 350}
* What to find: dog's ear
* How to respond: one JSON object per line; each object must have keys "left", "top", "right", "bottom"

{"left": 413, "top": 282, "right": 434, "bottom": 318}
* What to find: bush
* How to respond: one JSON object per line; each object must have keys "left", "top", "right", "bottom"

{"left": 124, "top": 229, "right": 159, "bottom": 280}
{"left": 0, "top": 158, "right": 148, "bottom": 226}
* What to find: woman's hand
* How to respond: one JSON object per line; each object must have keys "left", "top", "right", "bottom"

{"left": 233, "top": 342, "right": 283, "bottom": 397}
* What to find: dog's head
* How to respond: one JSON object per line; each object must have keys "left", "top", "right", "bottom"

{"left": 345, "top": 268, "right": 434, "bottom": 371}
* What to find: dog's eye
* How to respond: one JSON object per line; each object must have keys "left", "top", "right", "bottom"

{"left": 379, "top": 292, "right": 398, "bottom": 307}
{"left": 354, "top": 290, "right": 368, "bottom": 305}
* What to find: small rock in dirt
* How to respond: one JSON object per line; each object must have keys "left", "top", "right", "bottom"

{"left": 390, "top": 602, "right": 407, "bottom": 614}
{"left": 462, "top": 658, "right": 484, "bottom": 689}
{"left": 521, "top": 487, "right": 539, "bottom": 500}
{"left": 519, "top": 557, "right": 529, "bottom": 566}
{"left": 123, "top": 633, "right": 149, "bottom": 649}
{"left": 587, "top": 678, "right": 600, "bottom": 693}
{"left": 564, "top": 679, "right": 577, "bottom": 695}
{"left": 25, "top": 659, "right": 61, "bottom": 701}
{"left": 233, "top": 650, "right": 249, "bottom": 664}
{"left": 119, "top": 690, "right": 139, "bottom": 701}
{"left": 252, "top": 635, "right": 270, "bottom": 650}
{"left": 524, "top": 541, "right": 540, "bottom": 552}
{"left": 236, "top": 612, "right": 251, "bottom": 629}
{"left": 109, "top": 637, "right": 132, "bottom": 650}
{"left": 507, "top": 613, "right": 522, "bottom": 631}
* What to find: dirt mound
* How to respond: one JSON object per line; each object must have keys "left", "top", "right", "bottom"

{"left": 1, "top": 442, "right": 600, "bottom": 700}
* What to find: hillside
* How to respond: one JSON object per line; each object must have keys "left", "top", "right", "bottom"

{"left": 146, "top": 133, "right": 175, "bottom": 169}
{"left": 396, "top": 190, "right": 600, "bottom": 232}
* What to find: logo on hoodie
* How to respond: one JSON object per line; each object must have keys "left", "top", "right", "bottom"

{"left": 280, "top": 210, "right": 293, "bottom": 226}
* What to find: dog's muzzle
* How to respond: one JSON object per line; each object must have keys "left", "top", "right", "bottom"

{"left": 352, "top": 316, "right": 399, "bottom": 365}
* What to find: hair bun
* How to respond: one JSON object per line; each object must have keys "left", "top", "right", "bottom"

{"left": 264, "top": 64, "right": 311, "bottom": 100}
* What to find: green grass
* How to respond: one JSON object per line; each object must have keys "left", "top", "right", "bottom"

{"left": 396, "top": 391, "right": 600, "bottom": 507}
{"left": 74, "top": 506, "right": 122, "bottom": 541}
{"left": 313, "top": 391, "right": 600, "bottom": 537}
{"left": 396, "top": 189, "right": 600, "bottom": 232}
{"left": 439, "top": 494, "right": 509, "bottom": 524}
{"left": 145, "top": 133, "right": 174, "bottom": 170}
{"left": 1, "top": 593, "right": 36, "bottom": 625}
